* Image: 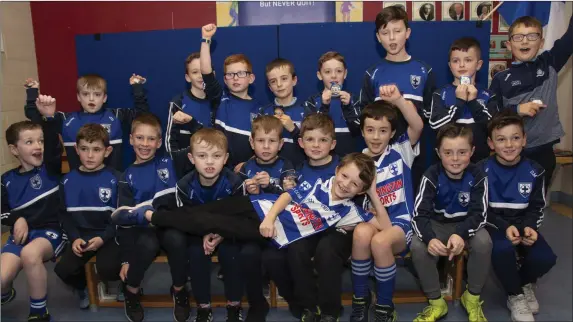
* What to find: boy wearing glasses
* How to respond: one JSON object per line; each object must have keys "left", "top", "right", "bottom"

{"left": 200, "top": 23, "right": 260, "bottom": 168}
{"left": 489, "top": 15, "right": 572, "bottom": 191}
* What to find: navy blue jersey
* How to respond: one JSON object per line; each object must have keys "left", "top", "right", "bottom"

{"left": 258, "top": 98, "right": 309, "bottom": 167}
{"left": 359, "top": 58, "right": 436, "bottom": 121}
{"left": 239, "top": 157, "right": 295, "bottom": 195}
{"left": 303, "top": 93, "right": 362, "bottom": 157}
{"left": 412, "top": 163, "right": 488, "bottom": 244}
{"left": 296, "top": 155, "right": 340, "bottom": 192}
{"left": 1, "top": 119, "right": 63, "bottom": 232}
{"left": 480, "top": 156, "right": 545, "bottom": 234}
{"left": 165, "top": 90, "right": 216, "bottom": 154}
{"left": 202, "top": 72, "right": 260, "bottom": 168}
{"left": 429, "top": 84, "right": 498, "bottom": 161}
{"left": 25, "top": 85, "right": 149, "bottom": 171}
{"left": 489, "top": 15, "right": 572, "bottom": 149}
{"left": 175, "top": 167, "right": 245, "bottom": 207}
{"left": 60, "top": 167, "right": 120, "bottom": 242}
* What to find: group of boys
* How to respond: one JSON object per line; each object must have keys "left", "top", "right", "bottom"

{"left": 2, "top": 5, "right": 571, "bottom": 322}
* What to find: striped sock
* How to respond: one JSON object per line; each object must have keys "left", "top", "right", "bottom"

{"left": 374, "top": 263, "right": 397, "bottom": 307}
{"left": 30, "top": 295, "right": 48, "bottom": 316}
{"left": 351, "top": 258, "right": 372, "bottom": 298}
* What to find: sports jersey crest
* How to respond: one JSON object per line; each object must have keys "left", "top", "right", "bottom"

{"left": 30, "top": 174, "right": 42, "bottom": 190}
{"left": 518, "top": 182, "right": 532, "bottom": 198}
{"left": 99, "top": 187, "right": 112, "bottom": 203}
{"left": 458, "top": 191, "right": 470, "bottom": 207}
{"left": 300, "top": 181, "right": 312, "bottom": 191}
{"left": 45, "top": 231, "right": 59, "bottom": 240}
{"left": 157, "top": 168, "right": 170, "bottom": 183}
{"left": 101, "top": 124, "right": 112, "bottom": 133}
{"left": 410, "top": 75, "right": 421, "bottom": 89}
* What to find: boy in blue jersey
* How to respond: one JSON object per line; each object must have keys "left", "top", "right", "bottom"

{"left": 411, "top": 124, "right": 491, "bottom": 322}
{"left": 359, "top": 6, "right": 436, "bottom": 191}
{"left": 304, "top": 51, "right": 362, "bottom": 157}
{"left": 200, "top": 23, "right": 260, "bottom": 170}
{"left": 482, "top": 111, "right": 556, "bottom": 322}
{"left": 489, "top": 15, "right": 573, "bottom": 192}
{"left": 116, "top": 114, "right": 193, "bottom": 322}
{"left": 349, "top": 97, "right": 423, "bottom": 321}
{"left": 24, "top": 74, "right": 149, "bottom": 171}
{"left": 1, "top": 118, "right": 63, "bottom": 322}
{"left": 429, "top": 37, "right": 498, "bottom": 162}
{"left": 165, "top": 52, "right": 217, "bottom": 154}
{"left": 258, "top": 58, "right": 308, "bottom": 166}
{"left": 295, "top": 113, "right": 340, "bottom": 191}
{"left": 53, "top": 124, "right": 123, "bottom": 311}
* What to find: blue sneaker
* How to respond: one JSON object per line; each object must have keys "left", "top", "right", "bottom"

{"left": 112, "top": 205, "right": 154, "bottom": 226}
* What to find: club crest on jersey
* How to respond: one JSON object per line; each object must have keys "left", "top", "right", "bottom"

{"left": 536, "top": 68, "right": 544, "bottom": 77}
{"left": 458, "top": 192, "right": 470, "bottom": 207}
{"left": 410, "top": 75, "right": 421, "bottom": 89}
{"left": 45, "top": 231, "right": 59, "bottom": 240}
{"left": 30, "top": 174, "right": 42, "bottom": 189}
{"left": 157, "top": 168, "right": 170, "bottom": 183}
{"left": 101, "top": 124, "right": 112, "bottom": 134}
{"left": 300, "top": 181, "right": 312, "bottom": 191}
{"left": 518, "top": 182, "right": 532, "bottom": 198}
{"left": 99, "top": 187, "right": 112, "bottom": 203}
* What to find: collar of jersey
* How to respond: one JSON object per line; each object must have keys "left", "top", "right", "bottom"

{"left": 274, "top": 97, "right": 297, "bottom": 107}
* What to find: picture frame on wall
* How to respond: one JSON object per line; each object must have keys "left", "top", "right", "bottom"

{"left": 499, "top": 13, "right": 510, "bottom": 32}
{"left": 442, "top": 2, "right": 465, "bottom": 21}
{"left": 488, "top": 60, "right": 507, "bottom": 86}
{"left": 383, "top": 1, "right": 407, "bottom": 13}
{"left": 413, "top": 1, "right": 436, "bottom": 21}
{"left": 490, "top": 35, "right": 512, "bottom": 59}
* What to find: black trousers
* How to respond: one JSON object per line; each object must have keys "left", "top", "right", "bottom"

{"left": 151, "top": 196, "right": 264, "bottom": 243}
{"left": 287, "top": 228, "right": 352, "bottom": 316}
{"left": 156, "top": 228, "right": 193, "bottom": 288}
{"left": 523, "top": 142, "right": 557, "bottom": 193}
{"left": 54, "top": 239, "right": 121, "bottom": 290}
{"left": 262, "top": 246, "right": 295, "bottom": 304}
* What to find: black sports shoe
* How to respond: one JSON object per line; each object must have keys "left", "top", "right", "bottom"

{"left": 226, "top": 304, "right": 244, "bottom": 322}
{"left": 319, "top": 314, "right": 338, "bottom": 322}
{"left": 1, "top": 288, "right": 16, "bottom": 306}
{"left": 245, "top": 300, "right": 270, "bottom": 322}
{"left": 373, "top": 304, "right": 397, "bottom": 322}
{"left": 171, "top": 286, "right": 190, "bottom": 322}
{"left": 300, "top": 308, "right": 320, "bottom": 322}
{"left": 123, "top": 286, "right": 144, "bottom": 322}
{"left": 27, "top": 313, "right": 52, "bottom": 321}
{"left": 194, "top": 307, "right": 213, "bottom": 322}
{"left": 288, "top": 303, "right": 303, "bottom": 319}
{"left": 350, "top": 293, "right": 371, "bottom": 322}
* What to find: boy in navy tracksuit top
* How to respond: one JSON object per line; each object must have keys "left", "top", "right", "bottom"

{"left": 1, "top": 119, "right": 63, "bottom": 322}
{"left": 53, "top": 124, "right": 123, "bottom": 311}
{"left": 164, "top": 52, "right": 216, "bottom": 154}
{"left": 24, "top": 74, "right": 149, "bottom": 171}
{"left": 200, "top": 23, "right": 260, "bottom": 170}
{"left": 411, "top": 124, "right": 491, "bottom": 322}
{"left": 359, "top": 6, "right": 436, "bottom": 190}
{"left": 481, "top": 111, "right": 556, "bottom": 321}
{"left": 489, "top": 15, "right": 573, "bottom": 191}
{"left": 258, "top": 58, "right": 310, "bottom": 167}
{"left": 116, "top": 114, "right": 193, "bottom": 322}
{"left": 304, "top": 51, "right": 362, "bottom": 157}
{"left": 429, "top": 37, "right": 498, "bottom": 162}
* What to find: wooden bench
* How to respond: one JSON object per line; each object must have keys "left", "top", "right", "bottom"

{"left": 85, "top": 253, "right": 465, "bottom": 311}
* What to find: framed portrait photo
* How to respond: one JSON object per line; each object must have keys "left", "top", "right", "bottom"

{"left": 413, "top": 2, "right": 436, "bottom": 21}
{"left": 488, "top": 60, "right": 507, "bottom": 86}
{"left": 383, "top": 1, "right": 407, "bottom": 13}
{"left": 443, "top": 2, "right": 465, "bottom": 21}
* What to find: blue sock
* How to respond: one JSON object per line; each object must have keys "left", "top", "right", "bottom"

{"left": 351, "top": 258, "right": 372, "bottom": 298}
{"left": 374, "top": 263, "right": 396, "bottom": 307}
{"left": 30, "top": 295, "right": 48, "bottom": 316}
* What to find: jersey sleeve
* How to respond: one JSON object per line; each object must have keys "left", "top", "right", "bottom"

{"left": 336, "top": 202, "right": 374, "bottom": 227}
{"left": 392, "top": 132, "right": 420, "bottom": 168}
{"left": 521, "top": 168, "right": 546, "bottom": 232}
{"left": 548, "top": 14, "right": 573, "bottom": 73}
{"left": 1, "top": 179, "right": 19, "bottom": 226}
{"left": 58, "top": 180, "right": 81, "bottom": 242}
{"left": 170, "top": 147, "right": 194, "bottom": 180}
{"left": 342, "top": 94, "right": 363, "bottom": 136}
{"left": 287, "top": 183, "right": 312, "bottom": 204}
{"left": 421, "top": 67, "right": 437, "bottom": 120}
{"left": 411, "top": 173, "right": 438, "bottom": 245}
{"left": 467, "top": 93, "right": 496, "bottom": 124}
{"left": 358, "top": 70, "right": 377, "bottom": 109}
{"left": 113, "top": 84, "right": 150, "bottom": 125}
{"left": 42, "top": 118, "right": 63, "bottom": 177}
{"left": 165, "top": 98, "right": 184, "bottom": 155}
{"left": 429, "top": 90, "right": 465, "bottom": 129}
{"left": 118, "top": 172, "right": 136, "bottom": 207}
{"left": 203, "top": 72, "right": 223, "bottom": 105}
{"left": 455, "top": 173, "right": 488, "bottom": 240}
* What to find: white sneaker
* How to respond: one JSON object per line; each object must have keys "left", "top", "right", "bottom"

{"left": 507, "top": 294, "right": 535, "bottom": 322}
{"left": 522, "top": 284, "right": 539, "bottom": 314}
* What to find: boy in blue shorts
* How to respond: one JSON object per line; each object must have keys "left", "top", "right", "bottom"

{"left": 1, "top": 115, "right": 63, "bottom": 322}
{"left": 482, "top": 111, "right": 556, "bottom": 321}
{"left": 304, "top": 51, "right": 362, "bottom": 157}
{"left": 429, "top": 37, "right": 498, "bottom": 162}
{"left": 359, "top": 6, "right": 436, "bottom": 190}
{"left": 349, "top": 91, "right": 423, "bottom": 321}
{"left": 24, "top": 74, "right": 149, "bottom": 171}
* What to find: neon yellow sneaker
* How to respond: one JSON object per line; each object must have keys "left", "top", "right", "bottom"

{"left": 461, "top": 290, "right": 488, "bottom": 322}
{"left": 413, "top": 297, "right": 448, "bottom": 322}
